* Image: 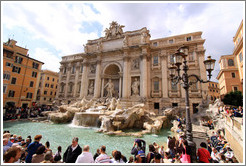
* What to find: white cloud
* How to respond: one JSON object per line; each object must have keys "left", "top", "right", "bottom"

{"left": 2, "top": 2, "right": 244, "bottom": 80}
{"left": 32, "top": 47, "right": 61, "bottom": 73}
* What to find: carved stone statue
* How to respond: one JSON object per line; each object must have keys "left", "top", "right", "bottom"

{"left": 104, "top": 28, "right": 110, "bottom": 39}
{"left": 88, "top": 81, "right": 94, "bottom": 95}
{"left": 132, "top": 58, "right": 139, "bottom": 70}
{"left": 90, "top": 64, "right": 96, "bottom": 73}
{"left": 123, "top": 35, "right": 128, "bottom": 47}
{"left": 141, "top": 32, "right": 147, "bottom": 44}
{"left": 97, "top": 41, "right": 102, "bottom": 51}
{"left": 104, "top": 79, "right": 114, "bottom": 98}
{"left": 132, "top": 78, "right": 140, "bottom": 96}
{"left": 105, "top": 21, "right": 125, "bottom": 39}
{"left": 83, "top": 44, "right": 88, "bottom": 53}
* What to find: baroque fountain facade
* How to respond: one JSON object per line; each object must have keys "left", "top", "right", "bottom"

{"left": 50, "top": 21, "right": 210, "bottom": 135}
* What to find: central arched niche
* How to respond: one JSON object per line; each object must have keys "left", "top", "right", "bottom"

{"left": 103, "top": 64, "right": 121, "bottom": 98}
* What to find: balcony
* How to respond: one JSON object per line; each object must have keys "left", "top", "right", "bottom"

{"left": 151, "top": 90, "right": 161, "bottom": 98}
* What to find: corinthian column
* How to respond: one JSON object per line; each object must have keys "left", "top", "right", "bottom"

{"left": 140, "top": 54, "right": 148, "bottom": 97}
{"left": 122, "top": 52, "right": 130, "bottom": 98}
{"left": 94, "top": 56, "right": 102, "bottom": 98}
{"left": 80, "top": 59, "right": 89, "bottom": 98}
{"left": 73, "top": 62, "right": 80, "bottom": 97}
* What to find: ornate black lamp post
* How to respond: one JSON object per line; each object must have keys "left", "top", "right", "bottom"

{"left": 169, "top": 45, "right": 216, "bottom": 162}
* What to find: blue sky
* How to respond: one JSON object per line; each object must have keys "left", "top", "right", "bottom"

{"left": 1, "top": 1, "right": 244, "bottom": 82}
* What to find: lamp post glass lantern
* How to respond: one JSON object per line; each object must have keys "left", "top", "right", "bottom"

{"left": 169, "top": 46, "right": 216, "bottom": 162}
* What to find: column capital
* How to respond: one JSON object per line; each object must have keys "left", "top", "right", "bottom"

{"left": 140, "top": 53, "right": 148, "bottom": 60}
{"left": 123, "top": 56, "right": 131, "bottom": 61}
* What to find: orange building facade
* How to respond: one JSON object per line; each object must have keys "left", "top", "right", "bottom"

{"left": 217, "top": 55, "right": 243, "bottom": 98}
{"left": 207, "top": 81, "right": 220, "bottom": 102}
{"left": 36, "top": 70, "right": 59, "bottom": 106}
{"left": 233, "top": 20, "right": 243, "bottom": 87}
{"left": 3, "top": 39, "right": 44, "bottom": 108}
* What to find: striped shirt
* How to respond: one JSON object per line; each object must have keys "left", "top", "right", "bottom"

{"left": 95, "top": 154, "right": 112, "bottom": 163}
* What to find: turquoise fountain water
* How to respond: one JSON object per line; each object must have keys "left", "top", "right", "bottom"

{"left": 3, "top": 121, "right": 172, "bottom": 159}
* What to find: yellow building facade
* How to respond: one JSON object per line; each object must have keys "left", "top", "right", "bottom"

{"left": 233, "top": 20, "right": 243, "bottom": 87}
{"left": 3, "top": 39, "right": 44, "bottom": 108}
{"left": 36, "top": 70, "right": 59, "bottom": 106}
{"left": 207, "top": 81, "right": 220, "bottom": 102}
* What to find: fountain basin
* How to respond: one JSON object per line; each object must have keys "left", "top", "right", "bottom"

{"left": 72, "top": 112, "right": 105, "bottom": 127}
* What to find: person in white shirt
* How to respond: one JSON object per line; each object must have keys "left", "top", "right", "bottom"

{"left": 75, "top": 145, "right": 94, "bottom": 163}
{"left": 211, "top": 148, "right": 220, "bottom": 162}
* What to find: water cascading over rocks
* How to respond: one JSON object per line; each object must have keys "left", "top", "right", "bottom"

{"left": 47, "top": 97, "right": 171, "bottom": 136}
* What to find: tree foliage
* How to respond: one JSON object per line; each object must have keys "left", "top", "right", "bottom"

{"left": 222, "top": 91, "right": 243, "bottom": 107}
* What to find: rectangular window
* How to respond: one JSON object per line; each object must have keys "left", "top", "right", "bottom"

{"left": 54, "top": 92, "right": 56, "bottom": 96}
{"left": 26, "top": 92, "right": 33, "bottom": 99}
{"left": 154, "top": 81, "right": 159, "bottom": 91}
{"left": 234, "top": 87, "right": 238, "bottom": 91}
{"left": 80, "top": 65, "right": 83, "bottom": 73}
{"left": 169, "top": 39, "right": 173, "bottom": 44}
{"left": 6, "top": 52, "right": 13, "bottom": 59}
{"left": 3, "top": 85, "right": 7, "bottom": 93}
{"left": 30, "top": 81, "right": 34, "bottom": 87}
{"left": 232, "top": 72, "right": 236, "bottom": 78}
{"left": 189, "top": 52, "right": 195, "bottom": 61}
{"left": 186, "top": 36, "right": 192, "bottom": 41}
{"left": 51, "top": 84, "right": 54, "bottom": 88}
{"left": 50, "top": 91, "right": 53, "bottom": 95}
{"left": 71, "top": 66, "right": 75, "bottom": 74}
{"left": 153, "top": 42, "right": 158, "bottom": 46}
{"left": 45, "top": 83, "right": 49, "bottom": 87}
{"left": 44, "top": 97, "right": 46, "bottom": 101}
{"left": 47, "top": 77, "right": 49, "bottom": 80}
{"left": 32, "top": 72, "right": 37, "bottom": 78}
{"left": 8, "top": 90, "right": 15, "bottom": 97}
{"left": 56, "top": 85, "right": 57, "bottom": 89}
{"left": 44, "top": 91, "right": 47, "bottom": 95}
{"left": 63, "top": 67, "right": 66, "bottom": 74}
{"left": 39, "top": 82, "right": 41, "bottom": 87}
{"left": 6, "top": 62, "right": 12, "bottom": 67}
{"left": 12, "top": 66, "right": 21, "bottom": 73}
{"left": 15, "top": 56, "right": 23, "bottom": 64}
{"left": 3, "top": 73, "right": 11, "bottom": 80}
{"left": 239, "top": 52, "right": 243, "bottom": 62}
{"left": 52, "top": 78, "right": 55, "bottom": 82}
{"left": 153, "top": 56, "right": 158, "bottom": 66}
{"left": 32, "top": 62, "right": 39, "bottom": 69}
{"left": 11, "top": 77, "right": 16, "bottom": 84}
{"left": 171, "top": 82, "right": 178, "bottom": 91}
{"left": 170, "top": 55, "right": 174, "bottom": 63}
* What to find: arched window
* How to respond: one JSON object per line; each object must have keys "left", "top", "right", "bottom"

{"left": 228, "top": 59, "right": 234, "bottom": 66}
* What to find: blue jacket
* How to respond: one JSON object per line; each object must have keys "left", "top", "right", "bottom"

{"left": 25, "top": 141, "right": 42, "bottom": 163}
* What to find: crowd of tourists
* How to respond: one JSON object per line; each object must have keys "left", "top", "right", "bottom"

{"left": 219, "top": 105, "right": 243, "bottom": 118}
{"left": 3, "top": 129, "right": 239, "bottom": 163}
{"left": 197, "top": 130, "right": 238, "bottom": 163}
{"left": 3, "top": 106, "right": 53, "bottom": 121}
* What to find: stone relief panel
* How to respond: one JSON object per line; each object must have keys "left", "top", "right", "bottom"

{"left": 89, "top": 64, "right": 96, "bottom": 74}
{"left": 131, "top": 58, "right": 140, "bottom": 70}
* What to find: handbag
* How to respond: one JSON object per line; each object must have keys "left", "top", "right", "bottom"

{"left": 180, "top": 148, "right": 191, "bottom": 163}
